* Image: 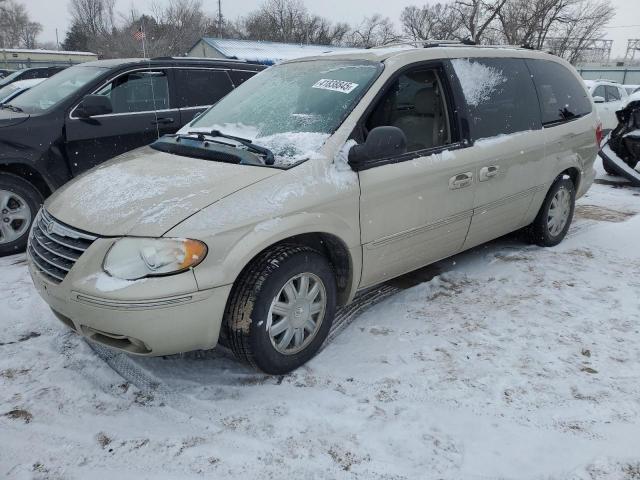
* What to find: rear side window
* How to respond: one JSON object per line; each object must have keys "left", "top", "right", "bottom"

{"left": 451, "top": 57, "right": 541, "bottom": 140}
{"left": 173, "top": 69, "right": 233, "bottom": 108}
{"left": 526, "top": 59, "right": 592, "bottom": 125}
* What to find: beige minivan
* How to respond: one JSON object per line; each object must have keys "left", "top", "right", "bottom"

{"left": 26, "top": 44, "right": 599, "bottom": 374}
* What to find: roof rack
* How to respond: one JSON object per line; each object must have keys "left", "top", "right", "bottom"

{"left": 149, "top": 56, "right": 248, "bottom": 63}
{"left": 369, "top": 40, "right": 540, "bottom": 51}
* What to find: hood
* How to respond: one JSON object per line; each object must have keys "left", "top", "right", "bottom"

{"left": 0, "top": 109, "right": 29, "bottom": 128}
{"left": 46, "top": 146, "right": 280, "bottom": 237}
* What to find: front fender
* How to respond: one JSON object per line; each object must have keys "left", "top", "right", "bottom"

{"left": 185, "top": 211, "right": 362, "bottom": 297}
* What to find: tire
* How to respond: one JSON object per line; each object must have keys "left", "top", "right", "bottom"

{"left": 526, "top": 176, "right": 575, "bottom": 247}
{"left": 0, "top": 173, "right": 43, "bottom": 256}
{"left": 601, "top": 154, "right": 617, "bottom": 175}
{"left": 224, "top": 244, "right": 337, "bottom": 375}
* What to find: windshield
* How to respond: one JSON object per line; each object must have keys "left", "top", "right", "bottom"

{"left": 0, "top": 70, "right": 24, "bottom": 86}
{"left": 9, "top": 65, "right": 107, "bottom": 114}
{"left": 186, "top": 59, "right": 382, "bottom": 166}
{"left": 0, "top": 83, "right": 21, "bottom": 103}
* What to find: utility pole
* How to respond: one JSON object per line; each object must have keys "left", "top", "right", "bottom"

{"left": 218, "top": 0, "right": 222, "bottom": 37}
{"left": 55, "top": 28, "right": 59, "bottom": 50}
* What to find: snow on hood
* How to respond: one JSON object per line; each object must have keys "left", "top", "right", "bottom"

{"left": 182, "top": 123, "right": 330, "bottom": 167}
{"left": 45, "top": 146, "right": 280, "bottom": 237}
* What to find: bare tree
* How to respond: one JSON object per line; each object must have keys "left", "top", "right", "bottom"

{"left": 347, "top": 14, "right": 400, "bottom": 48}
{"left": 68, "top": 0, "right": 115, "bottom": 37}
{"left": 242, "top": 0, "right": 348, "bottom": 45}
{"left": 0, "top": 0, "right": 43, "bottom": 48}
{"left": 400, "top": 3, "right": 462, "bottom": 41}
{"left": 545, "top": 0, "right": 615, "bottom": 63}
{"left": 452, "top": 0, "right": 508, "bottom": 43}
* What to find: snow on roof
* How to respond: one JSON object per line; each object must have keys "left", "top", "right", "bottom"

{"left": 0, "top": 48, "right": 97, "bottom": 56}
{"left": 199, "top": 38, "right": 349, "bottom": 65}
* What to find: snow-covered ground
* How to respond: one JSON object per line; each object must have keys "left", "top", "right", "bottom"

{"left": 2, "top": 177, "right": 640, "bottom": 479}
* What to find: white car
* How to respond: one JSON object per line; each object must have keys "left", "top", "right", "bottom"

{"left": 0, "top": 78, "right": 45, "bottom": 105}
{"left": 623, "top": 84, "right": 640, "bottom": 95}
{"left": 584, "top": 80, "right": 628, "bottom": 131}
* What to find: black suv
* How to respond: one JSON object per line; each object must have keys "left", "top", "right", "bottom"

{"left": 0, "top": 66, "right": 67, "bottom": 88}
{"left": 0, "top": 57, "right": 265, "bottom": 254}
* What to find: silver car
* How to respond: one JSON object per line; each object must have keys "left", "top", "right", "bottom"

{"left": 26, "top": 44, "right": 599, "bottom": 374}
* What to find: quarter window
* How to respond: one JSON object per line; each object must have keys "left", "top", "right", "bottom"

{"left": 451, "top": 58, "right": 541, "bottom": 140}
{"left": 365, "top": 68, "right": 452, "bottom": 152}
{"left": 173, "top": 69, "right": 234, "bottom": 108}
{"left": 526, "top": 59, "right": 592, "bottom": 125}
{"left": 95, "top": 70, "right": 169, "bottom": 113}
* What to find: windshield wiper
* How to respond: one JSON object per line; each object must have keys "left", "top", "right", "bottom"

{"left": 1, "top": 104, "right": 23, "bottom": 113}
{"left": 188, "top": 129, "right": 275, "bottom": 166}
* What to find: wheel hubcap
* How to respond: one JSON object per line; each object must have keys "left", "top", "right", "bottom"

{"left": 547, "top": 186, "right": 571, "bottom": 237}
{"left": 267, "top": 272, "right": 327, "bottom": 355}
{"left": 0, "top": 189, "right": 32, "bottom": 245}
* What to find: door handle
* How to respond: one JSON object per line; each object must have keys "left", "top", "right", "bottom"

{"left": 449, "top": 172, "right": 473, "bottom": 190}
{"left": 152, "top": 117, "right": 174, "bottom": 125}
{"left": 479, "top": 165, "right": 499, "bottom": 182}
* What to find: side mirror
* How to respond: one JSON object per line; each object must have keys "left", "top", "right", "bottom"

{"left": 76, "top": 94, "right": 113, "bottom": 118}
{"left": 593, "top": 95, "right": 605, "bottom": 104}
{"left": 348, "top": 126, "right": 407, "bottom": 171}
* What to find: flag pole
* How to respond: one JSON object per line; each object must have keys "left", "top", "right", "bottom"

{"left": 141, "top": 21, "right": 147, "bottom": 59}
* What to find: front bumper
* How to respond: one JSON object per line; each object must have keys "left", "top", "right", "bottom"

{"left": 27, "top": 246, "right": 232, "bottom": 356}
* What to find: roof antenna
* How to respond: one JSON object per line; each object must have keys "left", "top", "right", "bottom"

{"left": 137, "top": 19, "right": 160, "bottom": 140}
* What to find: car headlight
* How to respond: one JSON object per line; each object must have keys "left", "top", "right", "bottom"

{"left": 104, "top": 238, "right": 207, "bottom": 280}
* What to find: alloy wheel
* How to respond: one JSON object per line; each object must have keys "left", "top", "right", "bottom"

{"left": 0, "top": 189, "right": 32, "bottom": 245}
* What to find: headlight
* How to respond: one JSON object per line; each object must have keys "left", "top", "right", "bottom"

{"left": 104, "top": 238, "right": 207, "bottom": 280}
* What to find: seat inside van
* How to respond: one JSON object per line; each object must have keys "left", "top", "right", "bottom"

{"left": 366, "top": 69, "right": 449, "bottom": 152}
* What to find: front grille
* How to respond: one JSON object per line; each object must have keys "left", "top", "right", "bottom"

{"left": 28, "top": 209, "right": 97, "bottom": 284}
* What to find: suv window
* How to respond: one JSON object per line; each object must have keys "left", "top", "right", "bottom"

{"left": 173, "top": 69, "right": 233, "bottom": 108}
{"left": 593, "top": 85, "right": 606, "bottom": 99}
{"left": 605, "top": 85, "right": 621, "bottom": 101}
{"left": 526, "top": 59, "right": 592, "bottom": 125}
{"left": 229, "top": 70, "right": 257, "bottom": 87}
{"left": 96, "top": 70, "right": 169, "bottom": 113}
{"left": 366, "top": 68, "right": 451, "bottom": 152}
{"left": 451, "top": 58, "right": 541, "bottom": 140}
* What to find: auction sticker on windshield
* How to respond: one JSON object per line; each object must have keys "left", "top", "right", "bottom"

{"left": 312, "top": 79, "right": 359, "bottom": 94}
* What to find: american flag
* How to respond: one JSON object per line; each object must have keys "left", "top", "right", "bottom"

{"left": 133, "top": 26, "right": 145, "bottom": 41}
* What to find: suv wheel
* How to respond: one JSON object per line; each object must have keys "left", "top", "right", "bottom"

{"left": 224, "top": 244, "right": 337, "bottom": 374}
{"left": 0, "top": 173, "right": 43, "bottom": 256}
{"left": 526, "top": 176, "right": 575, "bottom": 247}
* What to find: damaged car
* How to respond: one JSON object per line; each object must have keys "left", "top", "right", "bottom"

{"left": 599, "top": 99, "right": 640, "bottom": 186}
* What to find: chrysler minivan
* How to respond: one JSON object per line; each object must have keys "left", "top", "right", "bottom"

{"left": 27, "top": 44, "right": 599, "bottom": 374}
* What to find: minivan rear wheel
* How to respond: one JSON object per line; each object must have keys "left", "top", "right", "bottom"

{"left": 223, "top": 244, "right": 337, "bottom": 375}
{"left": 526, "top": 176, "right": 575, "bottom": 247}
{"left": 0, "top": 173, "right": 43, "bottom": 256}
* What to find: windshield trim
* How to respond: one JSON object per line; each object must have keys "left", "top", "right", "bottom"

{"left": 188, "top": 59, "right": 385, "bottom": 169}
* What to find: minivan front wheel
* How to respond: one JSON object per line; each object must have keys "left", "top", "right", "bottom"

{"left": 0, "top": 173, "right": 43, "bottom": 256}
{"left": 224, "top": 245, "right": 337, "bottom": 374}
{"left": 527, "top": 176, "right": 575, "bottom": 247}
